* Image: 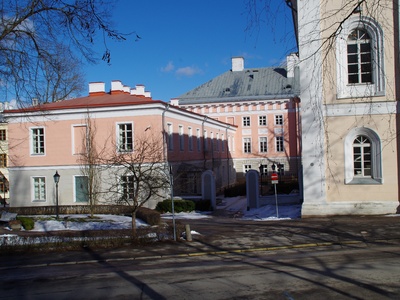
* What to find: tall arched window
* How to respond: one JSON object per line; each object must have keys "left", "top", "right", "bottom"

{"left": 347, "top": 29, "right": 372, "bottom": 84}
{"left": 336, "top": 16, "right": 384, "bottom": 99}
{"left": 353, "top": 135, "right": 371, "bottom": 177}
{"left": 344, "top": 128, "right": 382, "bottom": 184}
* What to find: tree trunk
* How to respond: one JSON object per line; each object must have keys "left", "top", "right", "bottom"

{"left": 131, "top": 210, "right": 137, "bottom": 237}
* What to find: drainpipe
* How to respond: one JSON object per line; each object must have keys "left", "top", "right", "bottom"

{"left": 225, "top": 125, "right": 231, "bottom": 187}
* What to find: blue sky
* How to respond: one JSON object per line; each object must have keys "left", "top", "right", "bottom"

{"left": 84, "top": 0, "right": 297, "bottom": 102}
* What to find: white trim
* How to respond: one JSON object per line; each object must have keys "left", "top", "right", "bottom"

{"left": 324, "top": 101, "right": 397, "bottom": 117}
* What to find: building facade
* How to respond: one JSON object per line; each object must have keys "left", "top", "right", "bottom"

{"left": 172, "top": 57, "right": 301, "bottom": 186}
{"left": 4, "top": 81, "right": 236, "bottom": 207}
{"left": 294, "top": 0, "right": 400, "bottom": 215}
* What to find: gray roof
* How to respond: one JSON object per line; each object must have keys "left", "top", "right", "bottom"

{"left": 176, "top": 67, "right": 298, "bottom": 105}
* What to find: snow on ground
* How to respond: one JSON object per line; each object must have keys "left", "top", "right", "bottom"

{"left": 1, "top": 197, "right": 301, "bottom": 235}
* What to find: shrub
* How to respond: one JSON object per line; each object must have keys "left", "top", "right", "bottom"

{"left": 136, "top": 207, "right": 160, "bottom": 226}
{"left": 155, "top": 199, "right": 195, "bottom": 213}
{"left": 16, "top": 216, "right": 35, "bottom": 230}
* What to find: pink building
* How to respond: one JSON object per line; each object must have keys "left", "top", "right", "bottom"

{"left": 4, "top": 81, "right": 236, "bottom": 207}
{"left": 172, "top": 56, "right": 301, "bottom": 183}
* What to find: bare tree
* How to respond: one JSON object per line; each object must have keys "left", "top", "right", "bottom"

{"left": 77, "top": 111, "right": 107, "bottom": 217}
{"left": 104, "top": 133, "right": 170, "bottom": 237}
{"left": 0, "top": 0, "right": 136, "bottom": 104}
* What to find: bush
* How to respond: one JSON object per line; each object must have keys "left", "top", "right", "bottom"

{"left": 155, "top": 199, "right": 195, "bottom": 213}
{"left": 136, "top": 207, "right": 160, "bottom": 226}
{"left": 16, "top": 216, "right": 35, "bottom": 230}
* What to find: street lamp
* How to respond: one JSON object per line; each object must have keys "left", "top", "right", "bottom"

{"left": 0, "top": 173, "right": 5, "bottom": 207}
{"left": 259, "top": 164, "right": 263, "bottom": 196}
{"left": 53, "top": 171, "right": 60, "bottom": 219}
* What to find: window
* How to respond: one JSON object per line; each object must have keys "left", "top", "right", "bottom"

{"left": 75, "top": 176, "right": 88, "bottom": 203}
{"left": 0, "top": 129, "right": 6, "bottom": 141}
{"left": 275, "top": 115, "right": 283, "bottom": 126}
{"left": 243, "top": 116, "right": 250, "bottom": 127}
{"left": 276, "top": 136, "right": 284, "bottom": 152}
{"left": 33, "top": 177, "right": 46, "bottom": 201}
{"left": 244, "top": 164, "right": 252, "bottom": 173}
{"left": 259, "top": 116, "right": 267, "bottom": 126}
{"left": 259, "top": 137, "right": 268, "bottom": 153}
{"left": 347, "top": 29, "right": 372, "bottom": 84}
{"left": 188, "top": 127, "right": 193, "bottom": 151}
{"left": 118, "top": 123, "right": 133, "bottom": 152}
{"left": 353, "top": 135, "right": 371, "bottom": 177}
{"left": 167, "top": 123, "right": 173, "bottom": 150}
{"left": 344, "top": 127, "right": 382, "bottom": 184}
{"left": 243, "top": 138, "right": 251, "bottom": 153}
{"left": 31, "top": 128, "right": 45, "bottom": 155}
{"left": 179, "top": 125, "right": 184, "bottom": 151}
{"left": 204, "top": 130, "right": 208, "bottom": 151}
{"left": 196, "top": 128, "right": 201, "bottom": 152}
{"left": 336, "top": 16, "right": 384, "bottom": 98}
{"left": 120, "top": 175, "right": 134, "bottom": 201}
{"left": 260, "top": 164, "right": 268, "bottom": 175}
{"left": 0, "top": 154, "right": 6, "bottom": 168}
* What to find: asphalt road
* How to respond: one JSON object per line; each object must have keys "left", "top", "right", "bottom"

{"left": 1, "top": 244, "right": 399, "bottom": 299}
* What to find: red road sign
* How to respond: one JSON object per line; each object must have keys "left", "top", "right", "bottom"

{"left": 271, "top": 173, "right": 278, "bottom": 181}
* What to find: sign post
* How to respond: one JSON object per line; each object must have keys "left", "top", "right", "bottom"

{"left": 271, "top": 172, "right": 279, "bottom": 218}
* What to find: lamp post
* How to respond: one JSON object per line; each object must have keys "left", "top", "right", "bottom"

{"left": 53, "top": 171, "right": 60, "bottom": 219}
{"left": 0, "top": 173, "right": 5, "bottom": 207}
{"left": 259, "top": 164, "right": 263, "bottom": 196}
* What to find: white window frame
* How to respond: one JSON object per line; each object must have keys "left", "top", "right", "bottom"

{"left": 188, "top": 127, "right": 193, "bottom": 151}
{"left": 243, "top": 116, "right": 251, "bottom": 127}
{"left": 275, "top": 115, "right": 283, "bottom": 126}
{"left": 336, "top": 15, "right": 384, "bottom": 99}
{"left": 117, "top": 122, "right": 133, "bottom": 152}
{"left": 30, "top": 127, "right": 45, "bottom": 155}
{"left": 244, "top": 164, "right": 252, "bottom": 173}
{"left": 119, "top": 175, "right": 135, "bottom": 201}
{"left": 196, "top": 128, "right": 201, "bottom": 152}
{"left": 344, "top": 127, "right": 382, "bottom": 184}
{"left": 32, "top": 176, "right": 46, "bottom": 202}
{"left": 179, "top": 125, "right": 184, "bottom": 151}
{"left": 259, "top": 136, "right": 268, "bottom": 153}
{"left": 243, "top": 137, "right": 251, "bottom": 153}
{"left": 275, "top": 136, "right": 284, "bottom": 152}
{"left": 259, "top": 115, "right": 267, "bottom": 126}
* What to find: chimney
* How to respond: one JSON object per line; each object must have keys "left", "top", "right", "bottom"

{"left": 286, "top": 53, "right": 299, "bottom": 78}
{"left": 89, "top": 82, "right": 106, "bottom": 96}
{"left": 130, "top": 84, "right": 151, "bottom": 97}
{"left": 232, "top": 57, "right": 244, "bottom": 72}
{"left": 32, "top": 98, "right": 39, "bottom": 106}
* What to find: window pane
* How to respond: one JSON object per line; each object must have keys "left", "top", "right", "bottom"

{"left": 361, "top": 73, "right": 372, "bottom": 83}
{"left": 348, "top": 74, "right": 359, "bottom": 83}
{"left": 347, "top": 54, "right": 358, "bottom": 63}
{"left": 360, "top": 43, "right": 371, "bottom": 52}
{"left": 348, "top": 64, "right": 358, "bottom": 73}
{"left": 347, "top": 44, "right": 357, "bottom": 53}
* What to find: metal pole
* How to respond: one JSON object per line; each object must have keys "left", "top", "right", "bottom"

{"left": 274, "top": 183, "right": 279, "bottom": 218}
{"left": 56, "top": 182, "right": 59, "bottom": 219}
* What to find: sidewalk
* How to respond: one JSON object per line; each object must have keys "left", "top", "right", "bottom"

{"left": 1, "top": 213, "right": 400, "bottom": 269}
